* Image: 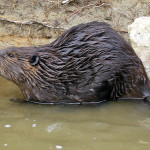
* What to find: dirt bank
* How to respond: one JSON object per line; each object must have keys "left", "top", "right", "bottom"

{"left": 0, "top": 0, "right": 149, "bottom": 49}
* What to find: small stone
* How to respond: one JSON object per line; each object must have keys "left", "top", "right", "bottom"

{"left": 61, "top": 0, "right": 74, "bottom": 5}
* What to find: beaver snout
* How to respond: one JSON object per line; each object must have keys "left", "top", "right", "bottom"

{"left": 0, "top": 49, "right": 5, "bottom": 57}
{"left": 0, "top": 49, "right": 5, "bottom": 66}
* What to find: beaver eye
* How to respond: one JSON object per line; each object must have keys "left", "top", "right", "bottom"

{"left": 8, "top": 53, "right": 14, "bottom": 58}
{"left": 30, "top": 54, "right": 39, "bottom": 66}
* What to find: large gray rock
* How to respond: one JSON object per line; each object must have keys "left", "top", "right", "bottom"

{"left": 128, "top": 17, "right": 150, "bottom": 78}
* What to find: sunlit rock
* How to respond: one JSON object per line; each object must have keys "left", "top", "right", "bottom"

{"left": 128, "top": 17, "right": 150, "bottom": 78}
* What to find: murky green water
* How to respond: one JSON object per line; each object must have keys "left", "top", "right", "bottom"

{"left": 1, "top": 77, "right": 150, "bottom": 150}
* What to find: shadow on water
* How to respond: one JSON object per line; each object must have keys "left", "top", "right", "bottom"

{"left": 1, "top": 76, "right": 150, "bottom": 150}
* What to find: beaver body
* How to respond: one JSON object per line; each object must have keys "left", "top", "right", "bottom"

{"left": 0, "top": 21, "right": 150, "bottom": 104}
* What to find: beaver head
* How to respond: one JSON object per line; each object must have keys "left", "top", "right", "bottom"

{"left": 0, "top": 46, "right": 66, "bottom": 103}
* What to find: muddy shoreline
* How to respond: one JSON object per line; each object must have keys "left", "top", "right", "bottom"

{"left": 0, "top": 0, "right": 149, "bottom": 48}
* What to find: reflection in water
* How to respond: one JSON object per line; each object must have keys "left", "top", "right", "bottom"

{"left": 1, "top": 76, "right": 150, "bottom": 150}
{"left": 139, "top": 118, "right": 150, "bottom": 130}
{"left": 46, "top": 123, "right": 61, "bottom": 133}
{"left": 4, "top": 124, "right": 12, "bottom": 128}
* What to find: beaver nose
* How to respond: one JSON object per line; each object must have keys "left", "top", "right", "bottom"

{"left": 0, "top": 49, "right": 5, "bottom": 57}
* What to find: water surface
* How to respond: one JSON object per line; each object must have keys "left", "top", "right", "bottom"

{"left": 0, "top": 77, "right": 150, "bottom": 150}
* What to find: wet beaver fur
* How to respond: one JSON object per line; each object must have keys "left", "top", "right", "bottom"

{"left": 0, "top": 21, "right": 150, "bottom": 104}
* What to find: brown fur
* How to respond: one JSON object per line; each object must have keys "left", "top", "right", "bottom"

{"left": 0, "top": 21, "right": 150, "bottom": 104}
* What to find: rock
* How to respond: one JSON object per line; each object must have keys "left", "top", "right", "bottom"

{"left": 61, "top": 0, "right": 73, "bottom": 5}
{"left": 128, "top": 17, "right": 150, "bottom": 79}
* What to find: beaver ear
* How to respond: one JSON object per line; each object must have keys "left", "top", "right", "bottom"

{"left": 30, "top": 54, "right": 40, "bottom": 66}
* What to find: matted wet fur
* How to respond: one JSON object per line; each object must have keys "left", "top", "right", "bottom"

{"left": 0, "top": 21, "right": 150, "bottom": 104}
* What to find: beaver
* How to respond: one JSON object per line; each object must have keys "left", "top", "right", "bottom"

{"left": 0, "top": 21, "right": 150, "bottom": 104}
